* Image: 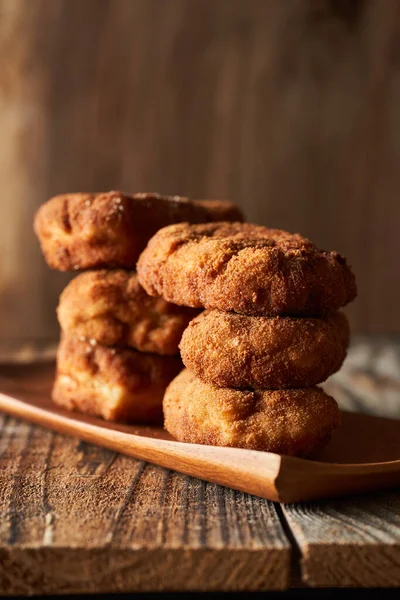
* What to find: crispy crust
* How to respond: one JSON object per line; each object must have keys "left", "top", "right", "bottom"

{"left": 163, "top": 369, "right": 341, "bottom": 457}
{"left": 137, "top": 222, "right": 357, "bottom": 316}
{"left": 58, "top": 270, "right": 199, "bottom": 355}
{"left": 194, "top": 199, "right": 244, "bottom": 222}
{"left": 53, "top": 336, "right": 183, "bottom": 423}
{"left": 180, "top": 310, "right": 349, "bottom": 388}
{"left": 33, "top": 191, "right": 216, "bottom": 271}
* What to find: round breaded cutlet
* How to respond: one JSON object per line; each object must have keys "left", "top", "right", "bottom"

{"left": 58, "top": 270, "right": 199, "bottom": 355}
{"left": 194, "top": 199, "right": 244, "bottom": 222}
{"left": 34, "top": 191, "right": 221, "bottom": 271}
{"left": 163, "top": 369, "right": 341, "bottom": 457}
{"left": 180, "top": 310, "right": 349, "bottom": 389}
{"left": 138, "top": 223, "right": 357, "bottom": 316}
{"left": 53, "top": 336, "right": 183, "bottom": 423}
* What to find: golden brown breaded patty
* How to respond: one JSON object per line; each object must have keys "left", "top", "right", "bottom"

{"left": 53, "top": 336, "right": 183, "bottom": 423}
{"left": 137, "top": 222, "right": 357, "bottom": 316}
{"left": 180, "top": 310, "right": 349, "bottom": 389}
{"left": 164, "top": 369, "right": 340, "bottom": 457}
{"left": 58, "top": 270, "right": 199, "bottom": 355}
{"left": 34, "top": 191, "right": 216, "bottom": 271}
{"left": 194, "top": 199, "right": 244, "bottom": 222}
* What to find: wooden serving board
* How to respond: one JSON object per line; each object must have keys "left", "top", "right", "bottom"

{"left": 0, "top": 361, "right": 399, "bottom": 504}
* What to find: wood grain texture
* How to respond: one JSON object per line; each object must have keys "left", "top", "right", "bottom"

{"left": 282, "top": 491, "right": 400, "bottom": 588}
{"left": 286, "top": 336, "right": 400, "bottom": 588}
{"left": 0, "top": 0, "right": 400, "bottom": 338}
{"left": 0, "top": 340, "right": 399, "bottom": 592}
{"left": 0, "top": 414, "right": 289, "bottom": 594}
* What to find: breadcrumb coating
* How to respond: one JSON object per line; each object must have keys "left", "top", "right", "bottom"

{"left": 53, "top": 336, "right": 183, "bottom": 422}
{"left": 137, "top": 222, "right": 357, "bottom": 316}
{"left": 180, "top": 310, "right": 349, "bottom": 388}
{"left": 164, "top": 369, "right": 341, "bottom": 457}
{"left": 58, "top": 270, "right": 199, "bottom": 355}
{"left": 34, "top": 192, "right": 242, "bottom": 271}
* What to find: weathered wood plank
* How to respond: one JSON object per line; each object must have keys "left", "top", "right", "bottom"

{"left": 285, "top": 368, "right": 400, "bottom": 588}
{"left": 282, "top": 491, "right": 400, "bottom": 588}
{"left": 0, "top": 419, "right": 290, "bottom": 594}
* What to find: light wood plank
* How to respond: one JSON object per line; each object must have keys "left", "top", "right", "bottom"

{"left": 282, "top": 491, "right": 400, "bottom": 587}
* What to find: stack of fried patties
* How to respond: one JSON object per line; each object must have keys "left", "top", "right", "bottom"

{"left": 34, "top": 191, "right": 243, "bottom": 423}
{"left": 137, "top": 222, "right": 357, "bottom": 456}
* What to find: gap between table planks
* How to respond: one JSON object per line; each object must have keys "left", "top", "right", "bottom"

{"left": 0, "top": 337, "right": 399, "bottom": 592}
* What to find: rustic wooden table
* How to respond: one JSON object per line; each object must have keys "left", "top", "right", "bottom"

{"left": 0, "top": 337, "right": 399, "bottom": 594}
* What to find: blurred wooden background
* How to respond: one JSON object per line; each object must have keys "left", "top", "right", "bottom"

{"left": 0, "top": 0, "right": 399, "bottom": 342}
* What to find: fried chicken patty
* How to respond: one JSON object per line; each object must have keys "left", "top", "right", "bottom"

{"left": 180, "top": 310, "right": 349, "bottom": 388}
{"left": 163, "top": 369, "right": 340, "bottom": 457}
{"left": 58, "top": 270, "right": 199, "bottom": 355}
{"left": 53, "top": 336, "right": 183, "bottom": 422}
{"left": 34, "top": 192, "right": 242, "bottom": 271}
{"left": 137, "top": 222, "right": 357, "bottom": 316}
